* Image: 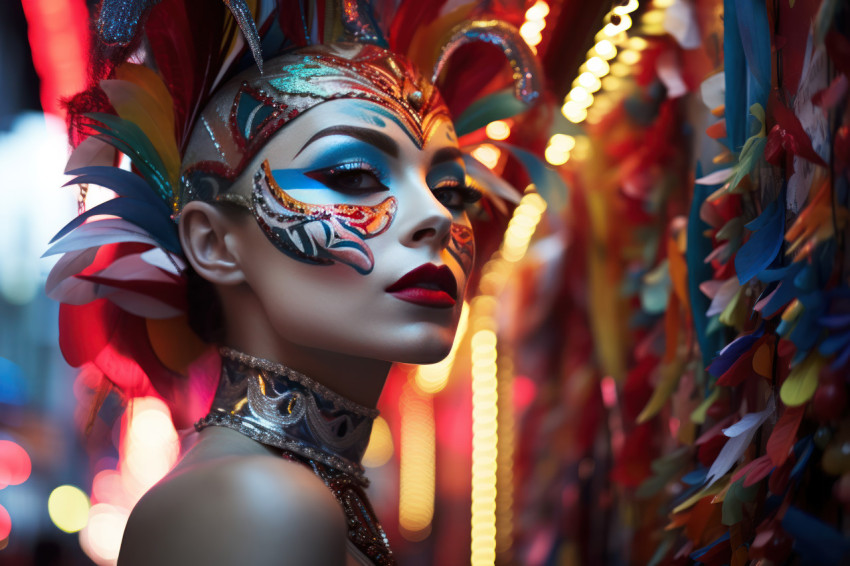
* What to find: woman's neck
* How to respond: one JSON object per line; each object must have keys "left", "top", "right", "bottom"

{"left": 223, "top": 332, "right": 392, "bottom": 409}
{"left": 219, "top": 280, "right": 393, "bottom": 408}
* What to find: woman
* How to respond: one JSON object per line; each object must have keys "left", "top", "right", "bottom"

{"left": 47, "top": 1, "right": 539, "bottom": 564}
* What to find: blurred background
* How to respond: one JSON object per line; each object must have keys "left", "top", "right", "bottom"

{"left": 2, "top": 1, "right": 850, "bottom": 565}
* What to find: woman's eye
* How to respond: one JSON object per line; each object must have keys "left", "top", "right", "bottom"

{"left": 306, "top": 163, "right": 388, "bottom": 194}
{"left": 432, "top": 180, "right": 483, "bottom": 211}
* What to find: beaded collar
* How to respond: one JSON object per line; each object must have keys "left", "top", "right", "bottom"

{"left": 196, "top": 347, "right": 378, "bottom": 486}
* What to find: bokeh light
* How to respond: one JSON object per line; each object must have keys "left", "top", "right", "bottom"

{"left": 577, "top": 71, "right": 602, "bottom": 92}
{"left": 485, "top": 120, "right": 511, "bottom": 141}
{"left": 614, "top": 0, "right": 639, "bottom": 15}
{"left": 520, "top": 1, "right": 549, "bottom": 49}
{"left": 81, "top": 504, "right": 129, "bottom": 563}
{"left": 619, "top": 49, "right": 641, "bottom": 65}
{"left": 48, "top": 485, "right": 90, "bottom": 533}
{"left": 501, "top": 193, "right": 548, "bottom": 261}
{"left": 550, "top": 134, "right": 576, "bottom": 152}
{"left": 0, "top": 440, "right": 32, "bottom": 488}
{"left": 525, "top": 0, "right": 550, "bottom": 20}
{"left": 415, "top": 302, "right": 470, "bottom": 394}
{"left": 123, "top": 397, "right": 179, "bottom": 491}
{"left": 471, "top": 144, "right": 501, "bottom": 170}
{"left": 545, "top": 145, "right": 570, "bottom": 166}
{"left": 568, "top": 86, "right": 594, "bottom": 107}
{"left": 399, "top": 383, "right": 436, "bottom": 540}
{"left": 593, "top": 39, "right": 617, "bottom": 60}
{"left": 586, "top": 56, "right": 611, "bottom": 77}
{"left": 603, "top": 14, "right": 632, "bottom": 36}
{"left": 0, "top": 504, "right": 11, "bottom": 541}
{"left": 470, "top": 327, "right": 499, "bottom": 565}
{"left": 362, "top": 416, "right": 394, "bottom": 469}
{"left": 561, "top": 100, "right": 588, "bottom": 124}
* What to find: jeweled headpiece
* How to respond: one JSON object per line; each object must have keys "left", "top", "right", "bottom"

{"left": 48, "top": 0, "right": 544, "bottom": 426}
{"left": 180, "top": 42, "right": 451, "bottom": 209}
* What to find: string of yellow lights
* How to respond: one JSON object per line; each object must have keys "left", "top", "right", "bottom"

{"left": 470, "top": 189, "right": 548, "bottom": 565}
{"left": 398, "top": 381, "right": 437, "bottom": 542}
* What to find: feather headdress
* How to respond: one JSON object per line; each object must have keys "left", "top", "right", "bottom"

{"left": 49, "top": 0, "right": 545, "bottom": 427}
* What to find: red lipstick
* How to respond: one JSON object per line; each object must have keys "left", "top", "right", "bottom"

{"left": 386, "top": 264, "right": 458, "bottom": 308}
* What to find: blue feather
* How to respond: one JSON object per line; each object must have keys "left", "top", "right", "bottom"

{"left": 51, "top": 198, "right": 180, "bottom": 253}
{"left": 86, "top": 113, "right": 174, "bottom": 204}
{"left": 494, "top": 143, "right": 568, "bottom": 213}
{"left": 688, "top": 163, "right": 726, "bottom": 367}
{"left": 782, "top": 506, "right": 850, "bottom": 565}
{"left": 734, "top": 189, "right": 786, "bottom": 284}
{"left": 735, "top": 0, "right": 771, "bottom": 111}
{"left": 65, "top": 166, "right": 171, "bottom": 213}
{"left": 724, "top": 0, "right": 747, "bottom": 151}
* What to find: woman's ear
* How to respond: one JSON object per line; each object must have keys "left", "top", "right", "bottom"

{"left": 179, "top": 201, "right": 246, "bottom": 286}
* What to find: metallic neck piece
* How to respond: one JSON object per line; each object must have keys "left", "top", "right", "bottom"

{"left": 196, "top": 347, "right": 377, "bottom": 485}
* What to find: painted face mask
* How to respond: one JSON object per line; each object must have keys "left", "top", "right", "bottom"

{"left": 180, "top": 43, "right": 451, "bottom": 207}
{"left": 178, "top": 42, "right": 470, "bottom": 274}
{"left": 243, "top": 159, "right": 398, "bottom": 274}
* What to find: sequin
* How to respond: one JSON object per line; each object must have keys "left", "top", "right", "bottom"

{"left": 97, "top": 0, "right": 161, "bottom": 45}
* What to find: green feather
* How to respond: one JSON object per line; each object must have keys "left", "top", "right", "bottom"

{"left": 454, "top": 89, "right": 528, "bottom": 138}
{"left": 85, "top": 113, "right": 174, "bottom": 204}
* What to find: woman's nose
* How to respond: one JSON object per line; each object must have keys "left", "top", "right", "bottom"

{"left": 400, "top": 186, "right": 453, "bottom": 251}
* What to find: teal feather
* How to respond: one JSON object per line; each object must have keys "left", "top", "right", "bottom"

{"left": 86, "top": 113, "right": 174, "bottom": 204}
{"left": 494, "top": 143, "right": 568, "bottom": 214}
{"left": 454, "top": 89, "right": 529, "bottom": 138}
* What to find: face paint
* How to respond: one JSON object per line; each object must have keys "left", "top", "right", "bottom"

{"left": 251, "top": 160, "right": 397, "bottom": 274}
{"left": 447, "top": 223, "right": 475, "bottom": 276}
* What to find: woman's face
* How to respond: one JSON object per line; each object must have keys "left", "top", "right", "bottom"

{"left": 224, "top": 97, "right": 475, "bottom": 364}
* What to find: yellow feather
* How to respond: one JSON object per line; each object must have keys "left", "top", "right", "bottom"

{"left": 407, "top": 4, "right": 475, "bottom": 74}
{"left": 101, "top": 67, "right": 180, "bottom": 191}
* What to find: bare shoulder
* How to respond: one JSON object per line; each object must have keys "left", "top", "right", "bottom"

{"left": 118, "top": 451, "right": 346, "bottom": 566}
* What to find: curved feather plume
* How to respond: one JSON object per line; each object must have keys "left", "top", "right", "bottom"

{"left": 432, "top": 20, "right": 542, "bottom": 105}
{"left": 97, "top": 0, "right": 264, "bottom": 72}
{"left": 221, "top": 0, "right": 265, "bottom": 73}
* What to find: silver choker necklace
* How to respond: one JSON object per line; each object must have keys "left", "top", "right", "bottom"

{"left": 196, "top": 347, "right": 378, "bottom": 485}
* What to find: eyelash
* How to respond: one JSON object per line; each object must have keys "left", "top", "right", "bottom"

{"left": 431, "top": 178, "right": 483, "bottom": 210}
{"left": 306, "top": 162, "right": 483, "bottom": 209}
{"left": 307, "top": 161, "right": 390, "bottom": 193}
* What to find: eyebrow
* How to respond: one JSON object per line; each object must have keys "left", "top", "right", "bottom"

{"left": 295, "top": 125, "right": 399, "bottom": 158}
{"left": 430, "top": 147, "right": 464, "bottom": 167}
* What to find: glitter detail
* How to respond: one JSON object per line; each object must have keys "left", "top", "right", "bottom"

{"left": 287, "top": 453, "right": 396, "bottom": 565}
{"left": 448, "top": 223, "right": 475, "bottom": 275}
{"left": 340, "top": 0, "right": 387, "bottom": 47}
{"left": 196, "top": 349, "right": 378, "bottom": 486}
{"left": 97, "top": 0, "right": 161, "bottom": 45}
{"left": 219, "top": 347, "right": 379, "bottom": 418}
{"left": 180, "top": 43, "right": 451, "bottom": 208}
{"left": 197, "top": 350, "right": 396, "bottom": 563}
{"left": 202, "top": 117, "right": 226, "bottom": 162}
{"left": 221, "top": 0, "right": 264, "bottom": 73}
{"left": 433, "top": 20, "right": 542, "bottom": 105}
{"left": 249, "top": 160, "right": 397, "bottom": 274}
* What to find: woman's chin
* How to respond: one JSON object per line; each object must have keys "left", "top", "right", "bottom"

{"left": 381, "top": 334, "right": 456, "bottom": 365}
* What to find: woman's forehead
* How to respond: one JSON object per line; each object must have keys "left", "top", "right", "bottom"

{"left": 262, "top": 98, "right": 458, "bottom": 161}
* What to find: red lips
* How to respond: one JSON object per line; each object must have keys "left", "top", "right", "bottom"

{"left": 386, "top": 264, "right": 458, "bottom": 308}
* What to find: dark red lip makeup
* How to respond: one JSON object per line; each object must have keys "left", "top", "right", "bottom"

{"left": 386, "top": 264, "right": 458, "bottom": 308}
